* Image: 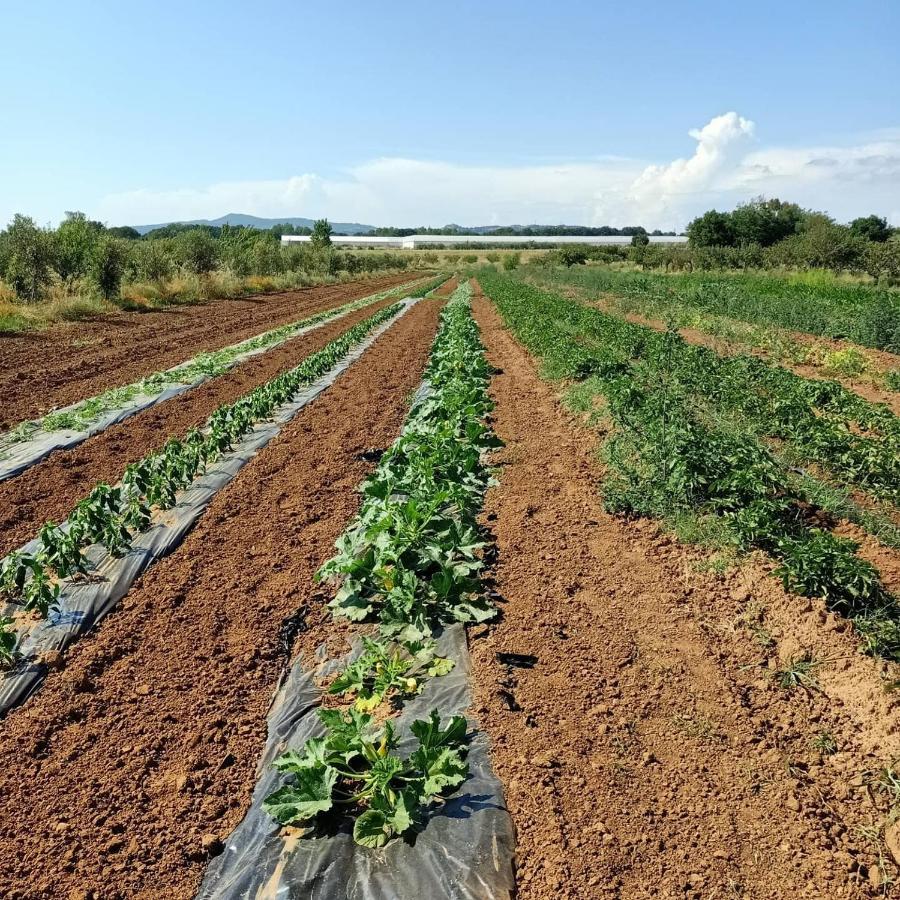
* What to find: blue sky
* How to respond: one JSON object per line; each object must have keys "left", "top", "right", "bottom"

{"left": 2, "top": 0, "right": 899, "bottom": 228}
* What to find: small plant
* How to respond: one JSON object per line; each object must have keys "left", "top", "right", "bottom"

{"left": 0, "top": 616, "right": 17, "bottom": 666}
{"left": 773, "top": 654, "right": 821, "bottom": 692}
{"left": 263, "top": 708, "right": 468, "bottom": 847}
{"left": 811, "top": 730, "right": 838, "bottom": 755}
{"left": 329, "top": 637, "right": 454, "bottom": 712}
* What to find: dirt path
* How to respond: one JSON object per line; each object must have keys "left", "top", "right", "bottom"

{"left": 470, "top": 290, "right": 900, "bottom": 899}
{"left": 0, "top": 296, "right": 397, "bottom": 557}
{"left": 0, "top": 299, "right": 444, "bottom": 900}
{"left": 0, "top": 271, "right": 426, "bottom": 429}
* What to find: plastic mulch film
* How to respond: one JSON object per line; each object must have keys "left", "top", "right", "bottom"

{"left": 196, "top": 624, "right": 516, "bottom": 900}
{"left": 0, "top": 293, "right": 394, "bottom": 483}
{"left": 0, "top": 300, "right": 418, "bottom": 716}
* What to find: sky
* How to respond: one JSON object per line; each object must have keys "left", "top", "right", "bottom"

{"left": 2, "top": 0, "right": 899, "bottom": 230}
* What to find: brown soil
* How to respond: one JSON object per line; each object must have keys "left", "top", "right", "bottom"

{"left": 470, "top": 288, "right": 900, "bottom": 899}
{"left": 432, "top": 275, "right": 459, "bottom": 297}
{"left": 0, "top": 272, "right": 425, "bottom": 430}
{"left": 0, "top": 296, "right": 397, "bottom": 558}
{"left": 0, "top": 298, "right": 444, "bottom": 900}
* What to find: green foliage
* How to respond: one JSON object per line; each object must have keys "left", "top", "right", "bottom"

{"left": 175, "top": 228, "right": 218, "bottom": 275}
{"left": 479, "top": 269, "right": 900, "bottom": 660}
{"left": 3, "top": 214, "right": 54, "bottom": 301}
{"left": 687, "top": 198, "right": 805, "bottom": 248}
{"left": 524, "top": 263, "right": 900, "bottom": 353}
{"left": 0, "top": 303, "right": 407, "bottom": 621}
{"left": 262, "top": 708, "right": 468, "bottom": 847}
{"left": 322, "top": 284, "right": 500, "bottom": 639}
{"left": 54, "top": 212, "right": 104, "bottom": 282}
{"left": 850, "top": 214, "right": 892, "bottom": 243}
{"left": 0, "top": 616, "right": 17, "bottom": 667}
{"left": 328, "top": 637, "right": 454, "bottom": 712}
{"left": 502, "top": 252, "right": 521, "bottom": 270}
{"left": 630, "top": 232, "right": 650, "bottom": 248}
{"left": 91, "top": 235, "right": 127, "bottom": 299}
{"left": 311, "top": 218, "right": 333, "bottom": 249}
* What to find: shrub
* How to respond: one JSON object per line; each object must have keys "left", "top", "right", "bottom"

{"left": 4, "top": 215, "right": 54, "bottom": 301}
{"left": 91, "top": 236, "right": 127, "bottom": 300}
{"left": 175, "top": 228, "right": 218, "bottom": 275}
{"left": 502, "top": 252, "right": 521, "bottom": 271}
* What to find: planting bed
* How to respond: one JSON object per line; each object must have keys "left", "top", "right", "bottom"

{"left": 0, "top": 298, "right": 444, "bottom": 898}
{"left": 0, "top": 271, "right": 424, "bottom": 429}
{"left": 0, "top": 294, "right": 399, "bottom": 556}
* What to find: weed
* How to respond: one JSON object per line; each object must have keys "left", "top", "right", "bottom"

{"left": 772, "top": 654, "right": 821, "bottom": 691}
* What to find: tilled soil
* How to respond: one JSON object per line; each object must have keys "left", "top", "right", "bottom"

{"left": 432, "top": 275, "right": 459, "bottom": 297}
{"left": 470, "top": 291, "right": 900, "bottom": 899}
{"left": 0, "top": 298, "right": 444, "bottom": 900}
{"left": 0, "top": 296, "right": 397, "bottom": 558}
{"left": 0, "top": 271, "right": 425, "bottom": 429}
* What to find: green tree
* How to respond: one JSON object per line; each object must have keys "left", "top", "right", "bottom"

{"left": 730, "top": 197, "right": 805, "bottom": 246}
{"left": 91, "top": 235, "right": 127, "bottom": 299}
{"left": 686, "top": 210, "right": 735, "bottom": 247}
{"left": 311, "top": 218, "right": 333, "bottom": 250}
{"left": 4, "top": 214, "right": 54, "bottom": 301}
{"left": 54, "top": 211, "right": 105, "bottom": 282}
{"left": 849, "top": 214, "right": 892, "bottom": 243}
{"left": 175, "top": 228, "right": 218, "bottom": 275}
{"left": 107, "top": 225, "right": 141, "bottom": 240}
{"left": 630, "top": 232, "right": 650, "bottom": 248}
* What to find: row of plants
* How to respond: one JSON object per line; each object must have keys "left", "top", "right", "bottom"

{"left": 514, "top": 269, "right": 900, "bottom": 503}
{"left": 1, "top": 275, "right": 442, "bottom": 447}
{"left": 590, "top": 285, "right": 899, "bottom": 393}
{"left": 478, "top": 270, "right": 900, "bottom": 660}
{"left": 261, "top": 282, "right": 502, "bottom": 848}
{"left": 0, "top": 301, "right": 409, "bottom": 664}
{"left": 524, "top": 263, "right": 900, "bottom": 354}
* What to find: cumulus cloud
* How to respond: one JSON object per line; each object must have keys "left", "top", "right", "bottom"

{"left": 94, "top": 113, "right": 900, "bottom": 229}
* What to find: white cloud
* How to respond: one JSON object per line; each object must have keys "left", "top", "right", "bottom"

{"left": 94, "top": 113, "right": 900, "bottom": 229}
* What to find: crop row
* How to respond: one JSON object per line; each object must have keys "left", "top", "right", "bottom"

{"left": 479, "top": 270, "right": 900, "bottom": 659}
{"left": 526, "top": 264, "right": 900, "bottom": 353}
{"left": 1, "top": 275, "right": 443, "bottom": 448}
{"left": 505, "top": 272, "right": 900, "bottom": 503}
{"left": 261, "top": 281, "right": 502, "bottom": 848}
{"left": 0, "top": 302, "right": 408, "bottom": 663}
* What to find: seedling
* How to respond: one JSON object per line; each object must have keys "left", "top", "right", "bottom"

{"left": 773, "top": 654, "right": 821, "bottom": 692}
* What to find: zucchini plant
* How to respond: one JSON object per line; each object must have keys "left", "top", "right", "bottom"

{"left": 262, "top": 708, "right": 468, "bottom": 848}
{"left": 323, "top": 284, "right": 500, "bottom": 639}
{"left": 328, "top": 637, "right": 454, "bottom": 712}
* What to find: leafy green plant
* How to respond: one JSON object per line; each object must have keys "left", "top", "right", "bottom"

{"left": 324, "top": 284, "right": 500, "bottom": 639}
{"left": 479, "top": 269, "right": 900, "bottom": 660}
{"left": 0, "top": 615, "right": 18, "bottom": 666}
{"left": 772, "top": 654, "right": 821, "bottom": 691}
{"left": 262, "top": 708, "right": 468, "bottom": 847}
{"left": 329, "top": 637, "right": 454, "bottom": 712}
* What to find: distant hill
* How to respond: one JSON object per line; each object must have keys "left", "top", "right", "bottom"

{"left": 133, "top": 213, "right": 375, "bottom": 236}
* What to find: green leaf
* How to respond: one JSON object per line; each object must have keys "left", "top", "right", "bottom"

{"left": 353, "top": 809, "right": 392, "bottom": 848}
{"left": 417, "top": 747, "right": 468, "bottom": 798}
{"left": 426, "top": 656, "right": 455, "bottom": 677}
{"left": 261, "top": 765, "right": 337, "bottom": 824}
{"left": 410, "top": 710, "right": 467, "bottom": 750}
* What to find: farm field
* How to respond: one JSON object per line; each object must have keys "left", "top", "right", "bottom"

{"left": 0, "top": 270, "right": 426, "bottom": 429}
{"left": 1, "top": 270, "right": 899, "bottom": 899}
